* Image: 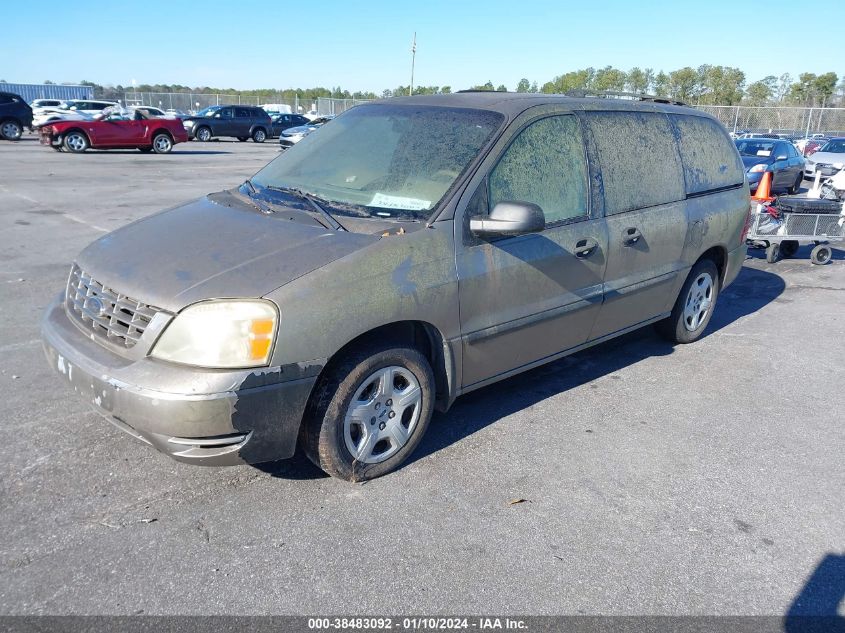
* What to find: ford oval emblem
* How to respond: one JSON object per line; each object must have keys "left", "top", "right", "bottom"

{"left": 87, "top": 297, "right": 105, "bottom": 316}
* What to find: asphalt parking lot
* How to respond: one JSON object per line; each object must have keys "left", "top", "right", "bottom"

{"left": 0, "top": 135, "right": 843, "bottom": 617}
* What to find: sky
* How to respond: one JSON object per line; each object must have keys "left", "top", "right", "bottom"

{"left": 4, "top": 0, "right": 843, "bottom": 93}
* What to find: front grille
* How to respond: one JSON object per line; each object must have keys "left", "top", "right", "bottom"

{"left": 65, "top": 264, "right": 161, "bottom": 348}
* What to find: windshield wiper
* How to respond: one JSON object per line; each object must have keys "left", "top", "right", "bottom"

{"left": 242, "top": 179, "right": 275, "bottom": 215}
{"left": 266, "top": 186, "right": 346, "bottom": 232}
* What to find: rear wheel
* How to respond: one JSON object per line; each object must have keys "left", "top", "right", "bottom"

{"left": 63, "top": 131, "right": 89, "bottom": 153}
{"left": 656, "top": 259, "right": 720, "bottom": 344}
{"left": 151, "top": 132, "right": 173, "bottom": 154}
{"left": 195, "top": 126, "right": 211, "bottom": 142}
{"left": 810, "top": 244, "right": 832, "bottom": 265}
{"left": 302, "top": 344, "right": 435, "bottom": 481}
{"left": 252, "top": 128, "right": 266, "bottom": 143}
{"left": 0, "top": 120, "right": 23, "bottom": 140}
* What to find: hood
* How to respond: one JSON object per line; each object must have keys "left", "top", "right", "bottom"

{"left": 76, "top": 193, "right": 379, "bottom": 313}
{"left": 807, "top": 151, "right": 845, "bottom": 166}
{"left": 741, "top": 155, "right": 772, "bottom": 170}
{"left": 283, "top": 124, "right": 317, "bottom": 135}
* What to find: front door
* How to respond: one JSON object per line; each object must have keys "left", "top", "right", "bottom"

{"left": 456, "top": 114, "right": 608, "bottom": 388}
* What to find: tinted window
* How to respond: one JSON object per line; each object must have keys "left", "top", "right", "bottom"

{"left": 584, "top": 112, "right": 684, "bottom": 214}
{"left": 219, "top": 108, "right": 233, "bottom": 118}
{"left": 489, "top": 115, "right": 588, "bottom": 225}
{"left": 235, "top": 108, "right": 250, "bottom": 118}
{"left": 671, "top": 115, "right": 744, "bottom": 195}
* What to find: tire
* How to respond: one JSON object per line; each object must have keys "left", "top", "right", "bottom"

{"left": 237, "top": 136, "right": 248, "bottom": 142}
{"left": 776, "top": 196, "right": 842, "bottom": 215}
{"left": 656, "top": 258, "right": 720, "bottom": 344}
{"left": 765, "top": 242, "right": 780, "bottom": 263}
{"left": 252, "top": 128, "right": 266, "bottom": 143}
{"left": 0, "top": 119, "right": 23, "bottom": 140}
{"left": 302, "top": 344, "right": 435, "bottom": 481}
{"left": 810, "top": 244, "right": 832, "bottom": 265}
{"left": 787, "top": 172, "right": 802, "bottom": 195}
{"left": 62, "top": 130, "right": 89, "bottom": 153}
{"left": 780, "top": 240, "right": 799, "bottom": 258}
{"left": 195, "top": 126, "right": 211, "bottom": 142}
{"left": 151, "top": 132, "right": 173, "bottom": 154}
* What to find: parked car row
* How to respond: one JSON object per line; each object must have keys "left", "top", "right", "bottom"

{"left": 0, "top": 90, "right": 338, "bottom": 152}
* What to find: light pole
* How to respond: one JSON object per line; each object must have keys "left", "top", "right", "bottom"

{"left": 409, "top": 33, "right": 416, "bottom": 96}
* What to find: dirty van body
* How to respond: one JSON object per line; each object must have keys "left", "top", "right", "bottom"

{"left": 42, "top": 93, "right": 750, "bottom": 481}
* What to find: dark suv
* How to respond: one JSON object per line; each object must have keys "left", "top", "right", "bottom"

{"left": 0, "top": 92, "right": 33, "bottom": 140}
{"left": 182, "top": 105, "right": 271, "bottom": 142}
{"left": 270, "top": 113, "right": 311, "bottom": 137}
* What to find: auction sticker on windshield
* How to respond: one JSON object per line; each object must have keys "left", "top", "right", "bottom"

{"left": 369, "top": 193, "right": 431, "bottom": 211}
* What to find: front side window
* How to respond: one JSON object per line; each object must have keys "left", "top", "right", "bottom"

{"left": 489, "top": 115, "right": 588, "bottom": 225}
{"left": 252, "top": 104, "right": 504, "bottom": 220}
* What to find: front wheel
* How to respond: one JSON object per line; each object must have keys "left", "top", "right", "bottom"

{"left": 0, "top": 120, "right": 23, "bottom": 140}
{"left": 765, "top": 242, "right": 781, "bottom": 263}
{"left": 302, "top": 344, "right": 435, "bottom": 481}
{"left": 656, "top": 259, "right": 720, "bottom": 344}
{"left": 787, "top": 172, "right": 803, "bottom": 195}
{"left": 63, "top": 131, "right": 89, "bottom": 153}
{"left": 252, "top": 128, "right": 266, "bottom": 143}
{"left": 195, "top": 126, "right": 211, "bottom": 142}
{"left": 151, "top": 132, "right": 173, "bottom": 154}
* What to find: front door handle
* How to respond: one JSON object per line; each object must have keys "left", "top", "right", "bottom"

{"left": 574, "top": 237, "right": 598, "bottom": 258}
{"left": 623, "top": 227, "right": 642, "bottom": 246}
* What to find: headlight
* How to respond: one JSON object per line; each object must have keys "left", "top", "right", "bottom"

{"left": 150, "top": 300, "right": 278, "bottom": 368}
{"left": 748, "top": 164, "right": 767, "bottom": 173}
{"left": 182, "top": 120, "right": 194, "bottom": 127}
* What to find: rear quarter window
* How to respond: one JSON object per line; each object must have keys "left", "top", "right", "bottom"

{"left": 671, "top": 114, "right": 744, "bottom": 195}
{"left": 583, "top": 111, "right": 685, "bottom": 215}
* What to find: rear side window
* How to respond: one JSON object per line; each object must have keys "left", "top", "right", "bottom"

{"left": 671, "top": 115, "right": 744, "bottom": 195}
{"left": 584, "top": 111, "right": 684, "bottom": 215}
{"left": 235, "top": 108, "right": 250, "bottom": 118}
{"left": 489, "top": 115, "right": 589, "bottom": 225}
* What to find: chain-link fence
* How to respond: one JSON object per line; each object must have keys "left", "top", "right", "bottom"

{"left": 122, "top": 92, "right": 303, "bottom": 113}
{"left": 694, "top": 105, "right": 845, "bottom": 137}
{"left": 315, "top": 97, "right": 372, "bottom": 116}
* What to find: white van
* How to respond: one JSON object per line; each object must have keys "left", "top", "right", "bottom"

{"left": 259, "top": 103, "right": 292, "bottom": 114}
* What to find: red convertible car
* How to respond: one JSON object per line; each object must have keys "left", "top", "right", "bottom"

{"left": 40, "top": 110, "right": 188, "bottom": 154}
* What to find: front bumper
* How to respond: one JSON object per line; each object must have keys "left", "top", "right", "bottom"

{"left": 41, "top": 295, "right": 319, "bottom": 466}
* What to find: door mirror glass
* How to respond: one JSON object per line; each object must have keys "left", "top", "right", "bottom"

{"left": 470, "top": 201, "right": 546, "bottom": 238}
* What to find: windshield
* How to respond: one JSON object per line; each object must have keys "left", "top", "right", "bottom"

{"left": 196, "top": 106, "right": 222, "bottom": 117}
{"left": 251, "top": 104, "right": 504, "bottom": 220}
{"left": 735, "top": 140, "right": 776, "bottom": 157}
{"left": 819, "top": 140, "right": 845, "bottom": 154}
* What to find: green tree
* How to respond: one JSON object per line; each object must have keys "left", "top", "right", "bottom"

{"left": 469, "top": 81, "right": 495, "bottom": 91}
{"left": 515, "top": 78, "right": 531, "bottom": 93}
{"left": 667, "top": 67, "right": 700, "bottom": 102}
{"left": 591, "top": 66, "right": 626, "bottom": 91}
{"left": 814, "top": 72, "right": 838, "bottom": 107}
{"left": 541, "top": 68, "right": 594, "bottom": 94}
{"left": 626, "top": 67, "right": 653, "bottom": 94}
{"left": 653, "top": 71, "right": 669, "bottom": 97}
{"left": 496, "top": 84, "right": 508, "bottom": 92}
{"left": 745, "top": 80, "right": 773, "bottom": 105}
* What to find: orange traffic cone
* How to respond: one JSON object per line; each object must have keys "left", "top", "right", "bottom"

{"left": 752, "top": 171, "right": 774, "bottom": 202}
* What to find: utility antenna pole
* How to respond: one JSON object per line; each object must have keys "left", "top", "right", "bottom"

{"left": 410, "top": 33, "right": 416, "bottom": 96}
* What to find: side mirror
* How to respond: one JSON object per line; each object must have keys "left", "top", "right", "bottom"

{"left": 470, "top": 201, "right": 546, "bottom": 238}
{"left": 213, "top": 112, "right": 222, "bottom": 118}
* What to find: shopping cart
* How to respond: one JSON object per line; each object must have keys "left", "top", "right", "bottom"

{"left": 747, "top": 198, "right": 844, "bottom": 265}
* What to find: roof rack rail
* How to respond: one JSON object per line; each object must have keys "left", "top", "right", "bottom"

{"left": 564, "top": 90, "right": 687, "bottom": 107}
